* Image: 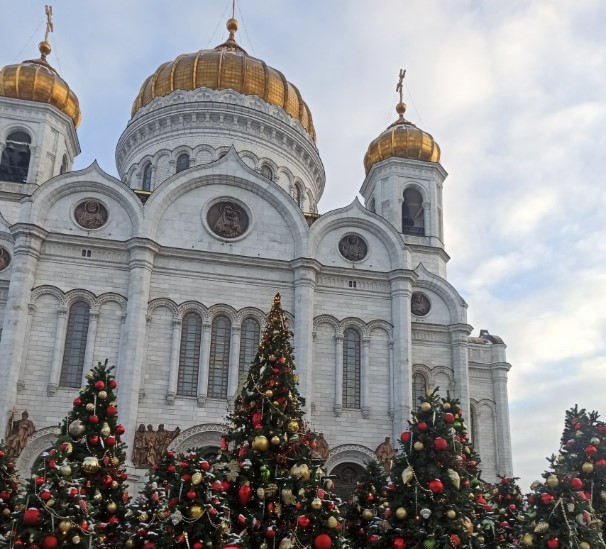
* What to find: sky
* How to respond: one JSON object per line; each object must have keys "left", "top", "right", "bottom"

{"left": 2, "top": 0, "right": 606, "bottom": 489}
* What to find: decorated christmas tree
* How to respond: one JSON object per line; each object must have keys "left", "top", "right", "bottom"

{"left": 343, "top": 460, "right": 388, "bottom": 549}
{"left": 124, "top": 447, "right": 233, "bottom": 548}
{"left": 9, "top": 360, "right": 130, "bottom": 548}
{"left": 224, "top": 293, "right": 344, "bottom": 549}
{"left": 367, "top": 389, "right": 487, "bottom": 549}
{"left": 0, "top": 442, "right": 19, "bottom": 543}
{"left": 486, "top": 476, "right": 525, "bottom": 549}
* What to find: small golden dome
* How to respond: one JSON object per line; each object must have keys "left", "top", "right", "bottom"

{"left": 363, "top": 100, "right": 440, "bottom": 174}
{"left": 0, "top": 41, "right": 81, "bottom": 128}
{"left": 131, "top": 19, "right": 316, "bottom": 142}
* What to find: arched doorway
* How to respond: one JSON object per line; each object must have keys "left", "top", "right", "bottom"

{"left": 330, "top": 462, "right": 366, "bottom": 500}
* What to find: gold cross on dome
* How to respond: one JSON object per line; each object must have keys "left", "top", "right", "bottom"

{"left": 44, "top": 5, "right": 54, "bottom": 42}
{"left": 396, "top": 69, "right": 406, "bottom": 104}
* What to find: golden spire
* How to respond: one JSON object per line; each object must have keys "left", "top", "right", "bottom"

{"left": 39, "top": 5, "right": 54, "bottom": 60}
{"left": 395, "top": 68, "right": 407, "bottom": 120}
{"left": 226, "top": 0, "right": 239, "bottom": 40}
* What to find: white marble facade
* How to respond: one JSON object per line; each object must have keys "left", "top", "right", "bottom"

{"left": 0, "top": 44, "right": 513, "bottom": 486}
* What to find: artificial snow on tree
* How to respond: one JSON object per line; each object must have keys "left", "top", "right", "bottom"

{"left": 343, "top": 459, "right": 388, "bottom": 549}
{"left": 367, "top": 389, "right": 487, "bottom": 549}
{"left": 9, "top": 360, "right": 130, "bottom": 548}
{"left": 223, "top": 293, "right": 345, "bottom": 549}
{"left": 0, "top": 442, "right": 18, "bottom": 543}
{"left": 124, "top": 448, "right": 233, "bottom": 548}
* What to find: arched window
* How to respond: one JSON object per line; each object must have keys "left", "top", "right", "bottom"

{"left": 239, "top": 318, "right": 260, "bottom": 384}
{"left": 343, "top": 328, "right": 361, "bottom": 408}
{"left": 0, "top": 131, "right": 31, "bottom": 183}
{"left": 294, "top": 184, "right": 302, "bottom": 208}
{"left": 142, "top": 162, "right": 152, "bottom": 191}
{"left": 412, "top": 373, "right": 427, "bottom": 405}
{"left": 368, "top": 197, "right": 376, "bottom": 213}
{"left": 260, "top": 164, "right": 273, "bottom": 181}
{"left": 402, "top": 188, "right": 424, "bottom": 236}
{"left": 176, "top": 153, "right": 190, "bottom": 173}
{"left": 60, "top": 301, "right": 90, "bottom": 387}
{"left": 208, "top": 315, "right": 231, "bottom": 399}
{"left": 60, "top": 154, "right": 68, "bottom": 175}
{"left": 177, "top": 313, "right": 202, "bottom": 397}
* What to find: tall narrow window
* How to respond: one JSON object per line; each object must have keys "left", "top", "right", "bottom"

{"left": 343, "top": 328, "right": 361, "bottom": 408}
{"left": 60, "top": 154, "right": 68, "bottom": 175}
{"left": 412, "top": 373, "right": 427, "bottom": 404}
{"left": 177, "top": 313, "right": 202, "bottom": 397}
{"left": 470, "top": 406, "right": 479, "bottom": 445}
{"left": 260, "top": 164, "right": 273, "bottom": 181}
{"left": 208, "top": 315, "right": 231, "bottom": 399}
{"left": 60, "top": 301, "right": 90, "bottom": 387}
{"left": 0, "top": 131, "right": 31, "bottom": 183}
{"left": 142, "top": 162, "right": 152, "bottom": 191}
{"left": 239, "top": 318, "right": 260, "bottom": 384}
{"left": 294, "top": 184, "right": 302, "bottom": 208}
{"left": 402, "top": 188, "right": 424, "bottom": 236}
{"left": 176, "top": 153, "right": 190, "bottom": 173}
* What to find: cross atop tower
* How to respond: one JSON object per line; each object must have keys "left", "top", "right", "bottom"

{"left": 44, "top": 5, "right": 54, "bottom": 42}
{"left": 396, "top": 69, "right": 406, "bottom": 104}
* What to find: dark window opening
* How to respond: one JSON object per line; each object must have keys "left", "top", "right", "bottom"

{"left": 176, "top": 153, "right": 190, "bottom": 173}
{"left": 1, "top": 131, "right": 32, "bottom": 183}
{"left": 402, "top": 188, "right": 425, "bottom": 236}
{"left": 142, "top": 163, "right": 152, "bottom": 191}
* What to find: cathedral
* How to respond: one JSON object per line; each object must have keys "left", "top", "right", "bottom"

{"left": 0, "top": 12, "right": 512, "bottom": 491}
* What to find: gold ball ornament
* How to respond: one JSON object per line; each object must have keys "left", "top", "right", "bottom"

{"left": 58, "top": 520, "right": 72, "bottom": 534}
{"left": 395, "top": 507, "right": 407, "bottom": 520}
{"left": 111, "top": 480, "right": 119, "bottom": 489}
{"left": 279, "top": 539, "right": 294, "bottom": 549}
{"left": 443, "top": 402, "right": 451, "bottom": 410}
{"left": 420, "top": 402, "right": 432, "bottom": 412}
{"left": 580, "top": 543, "right": 591, "bottom": 549}
{"left": 85, "top": 371, "right": 94, "bottom": 380}
{"left": 289, "top": 463, "right": 310, "bottom": 480}
{"left": 311, "top": 497, "right": 322, "bottom": 510}
{"left": 271, "top": 435, "right": 281, "bottom": 446}
{"left": 414, "top": 441, "right": 424, "bottom": 451}
{"left": 85, "top": 403, "right": 95, "bottom": 413}
{"left": 72, "top": 535, "right": 81, "bottom": 544}
{"left": 138, "top": 511, "right": 149, "bottom": 523}
{"left": 125, "top": 541, "right": 135, "bottom": 549}
{"left": 464, "top": 517, "right": 474, "bottom": 534}
{"left": 68, "top": 420, "right": 86, "bottom": 438}
{"left": 287, "top": 421, "right": 299, "bottom": 433}
{"left": 530, "top": 481, "right": 541, "bottom": 490}
{"left": 252, "top": 435, "right": 269, "bottom": 452}
{"left": 191, "top": 472, "right": 203, "bottom": 485}
{"left": 60, "top": 464, "right": 72, "bottom": 477}
{"left": 100, "top": 422, "right": 111, "bottom": 437}
{"left": 2, "top": 508, "right": 11, "bottom": 517}
{"left": 546, "top": 475, "right": 559, "bottom": 487}
{"left": 534, "top": 521, "right": 549, "bottom": 534}
{"left": 82, "top": 456, "right": 100, "bottom": 475}
{"left": 446, "top": 510, "right": 456, "bottom": 519}
{"left": 189, "top": 505, "right": 203, "bottom": 519}
{"left": 265, "top": 390, "right": 274, "bottom": 398}
{"left": 522, "top": 533, "right": 535, "bottom": 547}
{"left": 93, "top": 491, "right": 102, "bottom": 502}
{"left": 362, "top": 509, "right": 374, "bottom": 520}
{"left": 582, "top": 462, "right": 594, "bottom": 474}
{"left": 327, "top": 516, "right": 338, "bottom": 528}
{"left": 257, "top": 487, "right": 265, "bottom": 500}
{"left": 111, "top": 457, "right": 120, "bottom": 467}
{"left": 106, "top": 501, "right": 117, "bottom": 514}
{"left": 97, "top": 390, "right": 107, "bottom": 400}
{"left": 591, "top": 437, "right": 600, "bottom": 446}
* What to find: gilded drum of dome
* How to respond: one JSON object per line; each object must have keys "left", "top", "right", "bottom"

{"left": 131, "top": 36, "right": 316, "bottom": 142}
{"left": 0, "top": 43, "right": 81, "bottom": 128}
{"left": 364, "top": 122, "right": 440, "bottom": 174}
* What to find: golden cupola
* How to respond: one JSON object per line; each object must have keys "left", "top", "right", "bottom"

{"left": 131, "top": 18, "right": 316, "bottom": 142}
{"left": 363, "top": 76, "right": 440, "bottom": 174}
{"left": 0, "top": 40, "right": 81, "bottom": 129}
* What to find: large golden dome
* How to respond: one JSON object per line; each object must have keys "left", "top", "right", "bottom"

{"left": 364, "top": 101, "right": 440, "bottom": 174}
{"left": 0, "top": 41, "right": 81, "bottom": 128}
{"left": 131, "top": 19, "right": 316, "bottom": 142}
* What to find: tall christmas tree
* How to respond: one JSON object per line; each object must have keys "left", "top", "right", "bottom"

{"left": 367, "top": 390, "right": 487, "bottom": 549}
{"left": 124, "top": 447, "right": 233, "bottom": 548}
{"left": 9, "top": 361, "right": 130, "bottom": 548}
{"left": 0, "top": 442, "right": 18, "bottom": 543}
{"left": 224, "top": 293, "right": 344, "bottom": 549}
{"left": 486, "top": 476, "right": 525, "bottom": 549}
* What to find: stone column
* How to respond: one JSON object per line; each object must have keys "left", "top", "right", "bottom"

{"left": 493, "top": 362, "right": 513, "bottom": 476}
{"left": 47, "top": 306, "right": 68, "bottom": 395}
{"left": 16, "top": 303, "right": 36, "bottom": 392}
{"left": 166, "top": 319, "right": 182, "bottom": 405}
{"left": 138, "top": 315, "right": 151, "bottom": 402}
{"left": 197, "top": 321, "right": 212, "bottom": 407}
{"left": 334, "top": 333, "right": 343, "bottom": 417}
{"left": 449, "top": 324, "right": 473, "bottom": 423}
{"left": 118, "top": 239, "right": 158, "bottom": 462}
{"left": 81, "top": 311, "right": 99, "bottom": 383}
{"left": 361, "top": 336, "right": 370, "bottom": 418}
{"left": 388, "top": 340, "right": 395, "bottom": 419}
{"left": 0, "top": 224, "right": 47, "bottom": 431}
{"left": 423, "top": 202, "right": 431, "bottom": 236}
{"left": 293, "top": 261, "right": 317, "bottom": 412}
{"left": 389, "top": 271, "right": 415, "bottom": 442}
{"left": 227, "top": 325, "right": 242, "bottom": 409}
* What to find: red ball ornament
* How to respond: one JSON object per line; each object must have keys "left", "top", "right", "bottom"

{"left": 167, "top": 465, "right": 176, "bottom": 473}
{"left": 596, "top": 459, "right": 606, "bottom": 468}
{"left": 186, "top": 491, "right": 197, "bottom": 500}
{"left": 570, "top": 478, "right": 583, "bottom": 490}
{"left": 48, "top": 459, "right": 56, "bottom": 469}
{"left": 35, "top": 477, "right": 45, "bottom": 486}
{"left": 585, "top": 445, "right": 598, "bottom": 457}
{"left": 400, "top": 431, "right": 411, "bottom": 443}
{"left": 109, "top": 516, "right": 120, "bottom": 525}
{"left": 109, "top": 380, "right": 118, "bottom": 389}
{"left": 40, "top": 490, "right": 52, "bottom": 502}
{"left": 546, "top": 539, "right": 559, "bottom": 549}
{"left": 200, "top": 460, "right": 210, "bottom": 471}
{"left": 142, "top": 543, "right": 156, "bottom": 549}
{"left": 393, "top": 538, "right": 407, "bottom": 549}
{"left": 192, "top": 544, "right": 203, "bottom": 549}
{"left": 103, "top": 475, "right": 113, "bottom": 488}
{"left": 238, "top": 484, "right": 253, "bottom": 506}
{"left": 89, "top": 436, "right": 100, "bottom": 445}
{"left": 106, "top": 406, "right": 117, "bottom": 416}
{"left": 500, "top": 478, "right": 510, "bottom": 485}
{"left": 0, "top": 491, "right": 10, "bottom": 501}
{"left": 89, "top": 415, "right": 99, "bottom": 424}
{"left": 444, "top": 413, "right": 455, "bottom": 424}
{"left": 23, "top": 508, "right": 41, "bottom": 525}
{"left": 434, "top": 438, "right": 448, "bottom": 451}
{"left": 417, "top": 422, "right": 428, "bottom": 432}
{"left": 222, "top": 480, "right": 231, "bottom": 492}
{"left": 265, "top": 528, "right": 276, "bottom": 539}
{"left": 106, "top": 436, "right": 116, "bottom": 446}
{"left": 450, "top": 535, "right": 461, "bottom": 547}
{"left": 95, "top": 381, "right": 105, "bottom": 390}
{"left": 41, "top": 535, "right": 58, "bottom": 549}
{"left": 541, "top": 494, "right": 554, "bottom": 505}
{"left": 598, "top": 425, "right": 606, "bottom": 434}
{"left": 314, "top": 533, "right": 332, "bottom": 549}
{"left": 298, "top": 516, "right": 311, "bottom": 528}
{"left": 212, "top": 480, "right": 223, "bottom": 492}
{"left": 428, "top": 479, "right": 444, "bottom": 494}
{"left": 73, "top": 398, "right": 82, "bottom": 406}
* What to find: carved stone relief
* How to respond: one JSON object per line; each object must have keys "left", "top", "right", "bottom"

{"left": 207, "top": 200, "right": 249, "bottom": 238}
{"left": 132, "top": 424, "right": 181, "bottom": 468}
{"left": 338, "top": 233, "right": 368, "bottom": 261}
{"left": 74, "top": 200, "right": 108, "bottom": 230}
{"left": 0, "top": 246, "right": 10, "bottom": 271}
{"left": 411, "top": 292, "right": 431, "bottom": 316}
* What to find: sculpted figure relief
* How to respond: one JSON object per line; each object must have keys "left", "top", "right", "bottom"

{"left": 132, "top": 423, "right": 181, "bottom": 468}
{"left": 0, "top": 246, "right": 10, "bottom": 271}
{"left": 411, "top": 292, "right": 431, "bottom": 316}
{"left": 75, "top": 200, "right": 108, "bottom": 230}
{"left": 5, "top": 409, "right": 36, "bottom": 458}
{"left": 312, "top": 432, "right": 329, "bottom": 460}
{"left": 338, "top": 234, "right": 368, "bottom": 261}
{"left": 207, "top": 201, "right": 248, "bottom": 238}
{"left": 375, "top": 436, "right": 396, "bottom": 473}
